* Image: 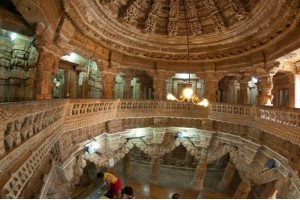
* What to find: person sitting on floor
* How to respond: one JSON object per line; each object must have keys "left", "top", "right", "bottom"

{"left": 97, "top": 172, "right": 122, "bottom": 199}
{"left": 121, "top": 186, "right": 135, "bottom": 199}
{"left": 171, "top": 193, "right": 181, "bottom": 199}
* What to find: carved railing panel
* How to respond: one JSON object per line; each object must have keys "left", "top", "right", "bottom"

{"left": 117, "top": 100, "right": 209, "bottom": 119}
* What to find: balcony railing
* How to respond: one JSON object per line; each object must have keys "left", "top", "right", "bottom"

{"left": 0, "top": 99, "right": 299, "bottom": 198}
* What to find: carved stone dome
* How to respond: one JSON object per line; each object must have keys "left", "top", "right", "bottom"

{"left": 64, "top": 0, "right": 300, "bottom": 70}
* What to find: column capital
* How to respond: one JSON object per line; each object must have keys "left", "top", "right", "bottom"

{"left": 236, "top": 74, "right": 252, "bottom": 83}
{"left": 148, "top": 70, "right": 175, "bottom": 79}
{"left": 196, "top": 71, "right": 227, "bottom": 81}
{"left": 248, "top": 61, "right": 280, "bottom": 78}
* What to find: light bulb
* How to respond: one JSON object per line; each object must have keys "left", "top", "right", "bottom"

{"left": 251, "top": 77, "right": 258, "bottom": 83}
{"left": 202, "top": 98, "right": 209, "bottom": 107}
{"left": 183, "top": 87, "right": 193, "bottom": 99}
{"left": 167, "top": 93, "right": 176, "bottom": 101}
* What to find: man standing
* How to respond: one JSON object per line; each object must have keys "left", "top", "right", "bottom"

{"left": 97, "top": 172, "right": 122, "bottom": 199}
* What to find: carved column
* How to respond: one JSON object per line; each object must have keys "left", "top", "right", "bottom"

{"left": 149, "top": 70, "right": 174, "bottom": 100}
{"left": 102, "top": 71, "right": 116, "bottom": 99}
{"left": 233, "top": 178, "right": 252, "bottom": 199}
{"left": 257, "top": 74, "right": 274, "bottom": 106}
{"left": 218, "top": 159, "right": 236, "bottom": 191}
{"left": 64, "top": 70, "right": 77, "bottom": 98}
{"left": 149, "top": 144, "right": 160, "bottom": 183}
{"left": 197, "top": 71, "right": 225, "bottom": 103}
{"left": 122, "top": 152, "right": 131, "bottom": 177}
{"left": 123, "top": 75, "right": 133, "bottom": 99}
{"left": 35, "top": 50, "right": 59, "bottom": 100}
{"left": 192, "top": 158, "right": 207, "bottom": 190}
{"left": 239, "top": 77, "right": 250, "bottom": 105}
{"left": 139, "top": 79, "right": 146, "bottom": 100}
{"left": 226, "top": 80, "right": 236, "bottom": 104}
{"left": 152, "top": 76, "right": 166, "bottom": 100}
{"left": 192, "top": 149, "right": 208, "bottom": 190}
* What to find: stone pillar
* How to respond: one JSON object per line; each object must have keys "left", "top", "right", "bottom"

{"left": 239, "top": 80, "right": 249, "bottom": 104}
{"left": 218, "top": 159, "right": 236, "bottom": 191}
{"left": 123, "top": 75, "right": 133, "bottom": 99}
{"left": 152, "top": 76, "right": 166, "bottom": 100}
{"left": 64, "top": 70, "right": 77, "bottom": 98}
{"left": 122, "top": 153, "right": 131, "bottom": 177}
{"left": 226, "top": 80, "right": 236, "bottom": 104}
{"left": 102, "top": 71, "right": 116, "bottom": 99}
{"left": 257, "top": 74, "right": 274, "bottom": 106}
{"left": 149, "top": 144, "right": 160, "bottom": 183}
{"left": 233, "top": 178, "right": 252, "bottom": 199}
{"left": 197, "top": 71, "right": 225, "bottom": 103}
{"left": 192, "top": 148, "right": 208, "bottom": 190}
{"left": 35, "top": 50, "right": 59, "bottom": 100}
{"left": 264, "top": 181, "right": 278, "bottom": 199}
{"left": 149, "top": 70, "right": 174, "bottom": 100}
{"left": 139, "top": 78, "right": 148, "bottom": 100}
{"left": 192, "top": 158, "right": 207, "bottom": 190}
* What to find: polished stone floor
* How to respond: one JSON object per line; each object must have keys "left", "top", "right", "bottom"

{"left": 72, "top": 160, "right": 240, "bottom": 199}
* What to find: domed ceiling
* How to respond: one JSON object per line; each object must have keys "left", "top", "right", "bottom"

{"left": 63, "top": 0, "right": 300, "bottom": 68}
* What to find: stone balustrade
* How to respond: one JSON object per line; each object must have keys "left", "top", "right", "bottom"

{"left": 0, "top": 100, "right": 299, "bottom": 162}
{"left": 0, "top": 99, "right": 299, "bottom": 198}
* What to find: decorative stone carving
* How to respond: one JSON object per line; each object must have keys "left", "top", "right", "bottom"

{"left": 124, "top": 5, "right": 138, "bottom": 24}
{"left": 190, "top": 20, "right": 202, "bottom": 36}
{"left": 145, "top": 16, "right": 156, "bottom": 33}
{"left": 167, "top": 21, "right": 178, "bottom": 37}
{"left": 0, "top": 99, "right": 300, "bottom": 198}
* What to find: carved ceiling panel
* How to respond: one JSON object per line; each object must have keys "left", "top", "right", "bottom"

{"left": 24, "top": 0, "right": 292, "bottom": 71}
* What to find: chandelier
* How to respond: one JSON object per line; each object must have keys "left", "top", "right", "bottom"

{"left": 166, "top": 0, "right": 209, "bottom": 107}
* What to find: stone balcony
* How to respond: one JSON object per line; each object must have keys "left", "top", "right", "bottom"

{"left": 0, "top": 99, "right": 299, "bottom": 198}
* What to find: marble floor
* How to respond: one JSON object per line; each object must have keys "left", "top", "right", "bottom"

{"left": 72, "top": 161, "right": 246, "bottom": 199}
